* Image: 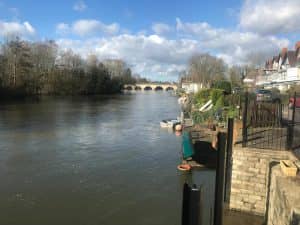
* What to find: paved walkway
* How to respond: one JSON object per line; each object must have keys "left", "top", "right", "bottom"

{"left": 224, "top": 210, "right": 265, "bottom": 225}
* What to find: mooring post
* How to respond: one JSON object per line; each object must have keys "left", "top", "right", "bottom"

{"left": 214, "top": 132, "right": 227, "bottom": 225}
{"left": 189, "top": 185, "right": 201, "bottom": 225}
{"left": 242, "top": 91, "right": 248, "bottom": 147}
{"left": 182, "top": 183, "right": 190, "bottom": 225}
{"left": 224, "top": 118, "right": 234, "bottom": 203}
{"left": 181, "top": 183, "right": 202, "bottom": 225}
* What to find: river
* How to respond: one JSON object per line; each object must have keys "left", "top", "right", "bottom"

{"left": 0, "top": 92, "right": 192, "bottom": 225}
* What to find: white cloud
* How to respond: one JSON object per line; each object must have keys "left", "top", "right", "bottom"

{"left": 56, "top": 34, "right": 198, "bottom": 79}
{"left": 73, "top": 19, "right": 119, "bottom": 36}
{"left": 175, "top": 18, "right": 289, "bottom": 65}
{"left": 56, "top": 18, "right": 291, "bottom": 79}
{"left": 56, "top": 23, "right": 70, "bottom": 35}
{"left": 176, "top": 18, "right": 215, "bottom": 39}
{"left": 56, "top": 19, "right": 120, "bottom": 37}
{"left": 240, "top": 0, "right": 300, "bottom": 35}
{"left": 73, "top": 0, "right": 87, "bottom": 12}
{"left": 152, "top": 23, "right": 172, "bottom": 35}
{"left": 0, "top": 20, "right": 36, "bottom": 37}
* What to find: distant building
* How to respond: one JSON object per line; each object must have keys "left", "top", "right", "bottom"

{"left": 256, "top": 41, "right": 300, "bottom": 91}
{"left": 181, "top": 81, "right": 207, "bottom": 93}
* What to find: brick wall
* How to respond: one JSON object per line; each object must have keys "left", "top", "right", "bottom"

{"left": 228, "top": 147, "right": 294, "bottom": 215}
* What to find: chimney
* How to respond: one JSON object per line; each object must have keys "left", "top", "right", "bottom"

{"left": 295, "top": 41, "right": 300, "bottom": 58}
{"left": 295, "top": 41, "right": 300, "bottom": 50}
{"left": 281, "top": 47, "right": 288, "bottom": 57}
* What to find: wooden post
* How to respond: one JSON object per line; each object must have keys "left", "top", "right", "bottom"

{"left": 189, "top": 185, "right": 201, "bottom": 225}
{"left": 182, "top": 183, "right": 190, "bottom": 225}
{"left": 214, "top": 132, "right": 227, "bottom": 225}
{"left": 181, "top": 183, "right": 202, "bottom": 225}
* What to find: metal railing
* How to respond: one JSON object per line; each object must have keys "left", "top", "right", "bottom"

{"left": 241, "top": 92, "right": 294, "bottom": 150}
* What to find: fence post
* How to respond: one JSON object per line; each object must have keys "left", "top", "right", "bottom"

{"left": 242, "top": 92, "right": 249, "bottom": 147}
{"left": 224, "top": 118, "right": 234, "bottom": 203}
{"left": 214, "top": 132, "right": 227, "bottom": 225}
{"left": 279, "top": 103, "right": 283, "bottom": 126}
{"left": 289, "top": 92, "right": 296, "bottom": 150}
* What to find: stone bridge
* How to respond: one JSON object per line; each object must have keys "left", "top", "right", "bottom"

{"left": 123, "top": 83, "right": 178, "bottom": 91}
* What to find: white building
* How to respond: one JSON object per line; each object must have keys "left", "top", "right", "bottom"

{"left": 256, "top": 42, "right": 300, "bottom": 91}
{"left": 181, "top": 82, "right": 207, "bottom": 93}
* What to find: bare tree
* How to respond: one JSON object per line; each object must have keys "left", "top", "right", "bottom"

{"left": 228, "top": 66, "right": 244, "bottom": 86}
{"left": 187, "top": 53, "right": 226, "bottom": 86}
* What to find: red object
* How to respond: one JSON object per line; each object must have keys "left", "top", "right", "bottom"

{"left": 177, "top": 164, "right": 192, "bottom": 171}
{"left": 289, "top": 97, "right": 300, "bottom": 108}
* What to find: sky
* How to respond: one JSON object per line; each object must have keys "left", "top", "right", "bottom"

{"left": 0, "top": 0, "right": 299, "bottom": 81}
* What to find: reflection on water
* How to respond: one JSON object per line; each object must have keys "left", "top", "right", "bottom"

{"left": 0, "top": 92, "right": 214, "bottom": 225}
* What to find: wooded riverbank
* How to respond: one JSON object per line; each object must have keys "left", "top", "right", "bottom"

{"left": 0, "top": 37, "right": 136, "bottom": 100}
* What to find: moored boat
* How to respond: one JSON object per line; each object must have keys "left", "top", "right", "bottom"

{"left": 160, "top": 119, "right": 181, "bottom": 128}
{"left": 160, "top": 120, "right": 170, "bottom": 128}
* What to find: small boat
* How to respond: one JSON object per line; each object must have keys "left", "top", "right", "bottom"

{"left": 160, "top": 120, "right": 170, "bottom": 128}
{"left": 167, "top": 119, "right": 180, "bottom": 128}
{"left": 160, "top": 119, "right": 181, "bottom": 128}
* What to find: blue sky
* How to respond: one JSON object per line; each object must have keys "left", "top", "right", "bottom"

{"left": 0, "top": 0, "right": 299, "bottom": 81}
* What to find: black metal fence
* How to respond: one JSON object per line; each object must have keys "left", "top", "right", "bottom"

{"left": 241, "top": 91, "right": 299, "bottom": 151}
{"left": 284, "top": 92, "right": 300, "bottom": 150}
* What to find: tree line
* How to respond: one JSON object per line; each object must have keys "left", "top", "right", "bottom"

{"left": 0, "top": 37, "right": 136, "bottom": 99}
{"left": 180, "top": 53, "right": 259, "bottom": 88}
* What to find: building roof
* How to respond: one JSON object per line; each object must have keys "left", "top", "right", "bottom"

{"left": 284, "top": 51, "right": 297, "bottom": 67}
{"left": 272, "top": 55, "right": 279, "bottom": 63}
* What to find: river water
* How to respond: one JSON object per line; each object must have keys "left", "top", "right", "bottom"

{"left": 0, "top": 92, "right": 192, "bottom": 225}
{"left": 0, "top": 91, "right": 185, "bottom": 225}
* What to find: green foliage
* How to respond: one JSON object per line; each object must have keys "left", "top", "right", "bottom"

{"left": 212, "top": 80, "right": 232, "bottom": 94}
{"left": 226, "top": 106, "right": 239, "bottom": 119}
{"left": 215, "top": 95, "right": 224, "bottom": 109}
{"left": 192, "top": 109, "right": 215, "bottom": 124}
{"left": 192, "top": 87, "right": 241, "bottom": 125}
{"left": 0, "top": 37, "right": 137, "bottom": 99}
{"left": 211, "top": 89, "right": 224, "bottom": 105}
{"left": 193, "top": 88, "right": 211, "bottom": 105}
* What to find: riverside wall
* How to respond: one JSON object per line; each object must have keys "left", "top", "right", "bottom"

{"left": 228, "top": 147, "right": 297, "bottom": 216}
{"left": 267, "top": 164, "right": 300, "bottom": 225}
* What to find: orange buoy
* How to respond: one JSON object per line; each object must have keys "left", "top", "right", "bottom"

{"left": 177, "top": 164, "right": 191, "bottom": 171}
{"left": 175, "top": 124, "right": 182, "bottom": 131}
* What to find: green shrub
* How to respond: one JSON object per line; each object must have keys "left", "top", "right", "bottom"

{"left": 212, "top": 80, "right": 232, "bottom": 94}
{"left": 192, "top": 109, "right": 215, "bottom": 124}
{"left": 214, "top": 95, "right": 224, "bottom": 109}
{"left": 226, "top": 106, "right": 239, "bottom": 118}
{"left": 194, "top": 88, "right": 211, "bottom": 105}
{"left": 211, "top": 89, "right": 224, "bottom": 105}
{"left": 192, "top": 87, "right": 244, "bottom": 124}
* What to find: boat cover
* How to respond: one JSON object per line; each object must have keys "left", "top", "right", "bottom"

{"left": 182, "top": 131, "right": 194, "bottom": 159}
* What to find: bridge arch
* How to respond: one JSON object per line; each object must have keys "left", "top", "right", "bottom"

{"left": 166, "top": 86, "right": 174, "bottom": 91}
{"left": 155, "top": 86, "right": 163, "bottom": 91}
{"left": 124, "top": 83, "right": 177, "bottom": 91}
{"left": 144, "top": 86, "right": 152, "bottom": 91}
{"left": 125, "top": 86, "right": 133, "bottom": 90}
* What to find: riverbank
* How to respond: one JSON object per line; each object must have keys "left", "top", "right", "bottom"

{"left": 178, "top": 89, "right": 300, "bottom": 225}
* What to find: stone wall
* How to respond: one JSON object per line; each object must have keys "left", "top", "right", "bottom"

{"left": 228, "top": 147, "right": 296, "bottom": 215}
{"left": 267, "top": 164, "right": 300, "bottom": 225}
